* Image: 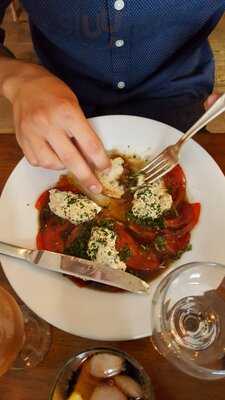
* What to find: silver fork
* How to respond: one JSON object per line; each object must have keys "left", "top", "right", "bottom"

{"left": 140, "top": 94, "right": 225, "bottom": 184}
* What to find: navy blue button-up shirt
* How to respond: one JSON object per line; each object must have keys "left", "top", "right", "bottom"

{"left": 0, "top": 1, "right": 225, "bottom": 115}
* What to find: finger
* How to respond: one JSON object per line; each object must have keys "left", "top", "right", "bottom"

{"left": 204, "top": 93, "right": 221, "bottom": 110}
{"left": 48, "top": 130, "right": 103, "bottom": 193}
{"left": 28, "top": 135, "right": 64, "bottom": 170}
{"left": 64, "top": 106, "right": 110, "bottom": 171}
{"left": 18, "top": 138, "right": 38, "bottom": 166}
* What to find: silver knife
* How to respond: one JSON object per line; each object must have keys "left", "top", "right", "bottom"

{"left": 0, "top": 241, "right": 149, "bottom": 294}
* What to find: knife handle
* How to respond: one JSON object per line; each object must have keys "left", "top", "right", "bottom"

{"left": 0, "top": 241, "right": 30, "bottom": 260}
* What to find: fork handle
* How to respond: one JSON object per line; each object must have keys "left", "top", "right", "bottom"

{"left": 178, "top": 93, "right": 225, "bottom": 147}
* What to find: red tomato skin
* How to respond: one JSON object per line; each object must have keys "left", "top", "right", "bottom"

{"left": 65, "top": 226, "right": 80, "bottom": 248}
{"left": 36, "top": 220, "right": 71, "bottom": 253}
{"left": 35, "top": 190, "right": 50, "bottom": 210}
{"left": 128, "top": 223, "right": 157, "bottom": 241}
{"left": 164, "top": 165, "right": 186, "bottom": 206}
{"left": 115, "top": 224, "right": 140, "bottom": 256}
{"left": 165, "top": 202, "right": 200, "bottom": 229}
{"left": 164, "top": 203, "right": 201, "bottom": 238}
{"left": 162, "top": 232, "right": 190, "bottom": 255}
{"left": 126, "top": 252, "right": 160, "bottom": 271}
{"left": 115, "top": 224, "right": 160, "bottom": 271}
{"left": 56, "top": 175, "right": 80, "bottom": 193}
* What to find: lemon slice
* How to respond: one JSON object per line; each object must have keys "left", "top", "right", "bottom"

{"left": 67, "top": 393, "right": 83, "bottom": 400}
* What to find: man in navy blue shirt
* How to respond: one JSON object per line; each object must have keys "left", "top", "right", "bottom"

{"left": 0, "top": 1, "right": 224, "bottom": 193}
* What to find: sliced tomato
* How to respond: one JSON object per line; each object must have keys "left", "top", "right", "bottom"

{"left": 65, "top": 226, "right": 80, "bottom": 248}
{"left": 35, "top": 190, "right": 50, "bottom": 210}
{"left": 128, "top": 223, "right": 157, "bottom": 242}
{"left": 56, "top": 175, "right": 80, "bottom": 193}
{"left": 36, "top": 221, "right": 70, "bottom": 253}
{"left": 126, "top": 251, "right": 160, "bottom": 271}
{"left": 36, "top": 231, "right": 45, "bottom": 249}
{"left": 115, "top": 224, "right": 160, "bottom": 271}
{"left": 161, "top": 232, "right": 190, "bottom": 255}
{"left": 115, "top": 224, "right": 139, "bottom": 256}
{"left": 165, "top": 203, "right": 201, "bottom": 238}
{"left": 165, "top": 202, "right": 200, "bottom": 229}
{"left": 164, "top": 165, "right": 186, "bottom": 206}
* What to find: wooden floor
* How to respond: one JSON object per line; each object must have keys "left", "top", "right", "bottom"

{"left": 0, "top": 9, "right": 225, "bottom": 133}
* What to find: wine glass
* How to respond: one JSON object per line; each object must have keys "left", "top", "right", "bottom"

{"left": 151, "top": 262, "right": 225, "bottom": 380}
{"left": 0, "top": 285, "right": 51, "bottom": 376}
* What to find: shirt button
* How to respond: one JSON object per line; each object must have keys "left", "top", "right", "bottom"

{"left": 117, "top": 81, "right": 126, "bottom": 89}
{"left": 115, "top": 39, "right": 124, "bottom": 48}
{"left": 114, "top": 0, "right": 125, "bottom": 11}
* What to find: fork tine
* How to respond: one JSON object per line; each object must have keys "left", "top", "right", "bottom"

{"left": 142, "top": 158, "right": 169, "bottom": 177}
{"left": 144, "top": 162, "right": 177, "bottom": 184}
{"left": 140, "top": 152, "right": 165, "bottom": 173}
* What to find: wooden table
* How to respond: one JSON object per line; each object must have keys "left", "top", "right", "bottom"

{"left": 0, "top": 132, "right": 225, "bottom": 400}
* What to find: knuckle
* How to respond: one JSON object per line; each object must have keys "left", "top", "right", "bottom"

{"left": 31, "top": 108, "right": 49, "bottom": 126}
{"left": 40, "top": 159, "right": 55, "bottom": 169}
{"left": 28, "top": 158, "right": 38, "bottom": 167}
{"left": 55, "top": 98, "right": 74, "bottom": 116}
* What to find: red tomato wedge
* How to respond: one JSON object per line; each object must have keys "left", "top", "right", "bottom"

{"left": 164, "top": 165, "right": 186, "bottom": 206}
{"left": 35, "top": 190, "right": 50, "bottom": 210}
{"left": 115, "top": 224, "right": 139, "bottom": 257}
{"left": 128, "top": 223, "right": 157, "bottom": 241}
{"left": 165, "top": 202, "right": 200, "bottom": 229}
{"left": 115, "top": 224, "right": 160, "bottom": 271}
{"left": 36, "top": 220, "right": 70, "bottom": 253}
{"left": 126, "top": 251, "right": 160, "bottom": 271}
{"left": 65, "top": 226, "right": 80, "bottom": 248}
{"left": 161, "top": 232, "right": 191, "bottom": 255}
{"left": 165, "top": 203, "right": 201, "bottom": 238}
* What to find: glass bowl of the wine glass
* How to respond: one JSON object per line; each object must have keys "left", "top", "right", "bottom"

{"left": 0, "top": 287, "right": 51, "bottom": 375}
{"left": 151, "top": 262, "right": 225, "bottom": 380}
{"left": 49, "top": 347, "right": 155, "bottom": 400}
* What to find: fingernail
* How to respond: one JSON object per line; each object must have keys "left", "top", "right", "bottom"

{"left": 89, "top": 184, "right": 102, "bottom": 194}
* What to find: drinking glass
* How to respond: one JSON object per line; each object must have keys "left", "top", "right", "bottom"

{"left": 0, "top": 285, "right": 51, "bottom": 376}
{"left": 49, "top": 347, "right": 155, "bottom": 400}
{"left": 151, "top": 262, "right": 225, "bottom": 380}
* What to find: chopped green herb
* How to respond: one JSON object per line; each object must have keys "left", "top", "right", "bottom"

{"left": 140, "top": 243, "right": 150, "bottom": 252}
{"left": 186, "top": 243, "right": 192, "bottom": 251}
{"left": 98, "top": 219, "right": 115, "bottom": 230}
{"left": 65, "top": 223, "right": 93, "bottom": 259}
{"left": 127, "top": 210, "right": 165, "bottom": 230}
{"left": 154, "top": 235, "right": 166, "bottom": 252}
{"left": 119, "top": 246, "right": 132, "bottom": 261}
{"left": 173, "top": 243, "right": 192, "bottom": 260}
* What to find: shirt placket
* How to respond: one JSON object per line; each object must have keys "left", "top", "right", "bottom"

{"left": 107, "top": 0, "right": 130, "bottom": 90}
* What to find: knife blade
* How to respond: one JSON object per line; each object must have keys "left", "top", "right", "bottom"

{"left": 0, "top": 241, "right": 149, "bottom": 294}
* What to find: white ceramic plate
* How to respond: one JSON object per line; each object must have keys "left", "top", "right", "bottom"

{"left": 0, "top": 115, "right": 225, "bottom": 341}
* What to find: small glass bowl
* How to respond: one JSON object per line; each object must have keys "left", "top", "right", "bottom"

{"left": 49, "top": 347, "right": 155, "bottom": 400}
